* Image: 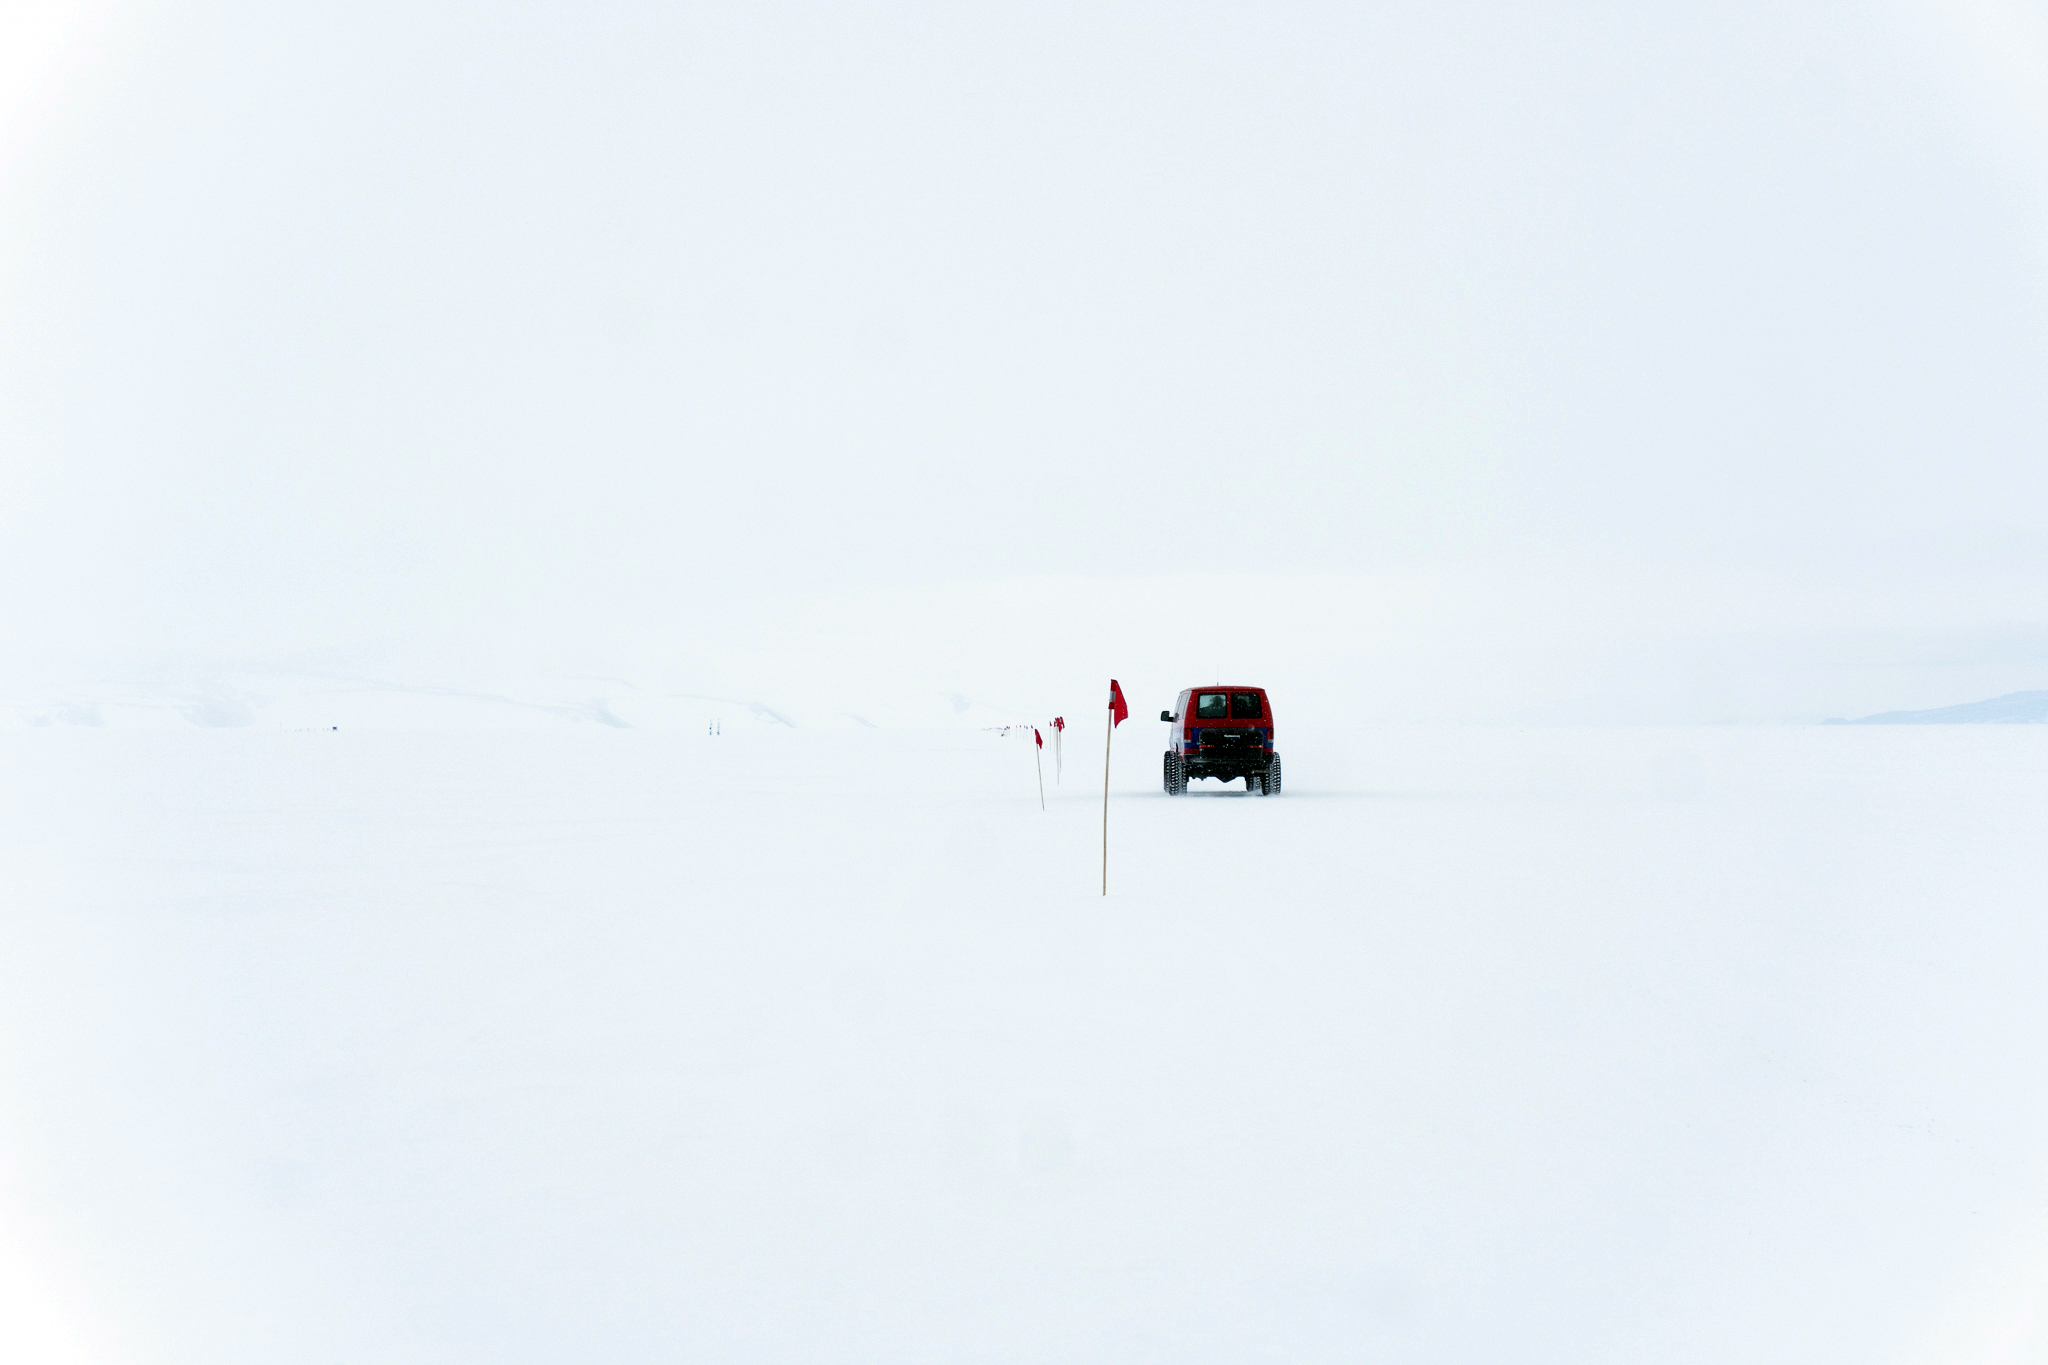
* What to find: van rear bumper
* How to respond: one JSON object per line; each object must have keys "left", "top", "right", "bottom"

{"left": 1181, "top": 747, "right": 1273, "bottom": 779}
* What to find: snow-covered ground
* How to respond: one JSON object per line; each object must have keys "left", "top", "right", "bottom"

{"left": 5, "top": 722, "right": 2048, "bottom": 1363}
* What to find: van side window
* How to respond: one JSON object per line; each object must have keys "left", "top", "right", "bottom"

{"left": 1230, "top": 692, "right": 1263, "bottom": 719}
{"left": 1195, "top": 692, "right": 1228, "bottom": 718}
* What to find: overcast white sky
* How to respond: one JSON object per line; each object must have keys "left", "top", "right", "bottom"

{"left": 5, "top": 0, "right": 2048, "bottom": 721}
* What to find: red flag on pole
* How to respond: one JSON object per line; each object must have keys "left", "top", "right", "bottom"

{"left": 1034, "top": 728, "right": 1043, "bottom": 748}
{"left": 1103, "top": 681, "right": 1128, "bottom": 894}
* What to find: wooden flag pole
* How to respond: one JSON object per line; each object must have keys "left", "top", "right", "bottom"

{"left": 1102, "top": 707, "right": 1113, "bottom": 895}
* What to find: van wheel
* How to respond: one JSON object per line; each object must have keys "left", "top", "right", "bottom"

{"left": 1264, "top": 754, "right": 1282, "bottom": 796}
{"left": 1244, "top": 775, "right": 1258, "bottom": 792}
{"left": 1163, "top": 752, "right": 1186, "bottom": 795}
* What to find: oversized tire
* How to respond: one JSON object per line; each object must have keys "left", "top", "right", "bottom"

{"left": 1244, "top": 775, "right": 1258, "bottom": 792}
{"left": 1163, "top": 751, "right": 1187, "bottom": 796}
{"left": 1264, "top": 753, "right": 1282, "bottom": 796}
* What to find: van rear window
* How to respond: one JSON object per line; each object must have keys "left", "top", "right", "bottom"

{"left": 1195, "top": 692, "right": 1228, "bottom": 718}
{"left": 1230, "top": 692, "right": 1263, "bottom": 719}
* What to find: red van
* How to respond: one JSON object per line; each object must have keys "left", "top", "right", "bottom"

{"left": 1161, "top": 686, "right": 1281, "bottom": 795}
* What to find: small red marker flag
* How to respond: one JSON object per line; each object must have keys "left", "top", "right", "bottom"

{"left": 1102, "top": 681, "right": 1129, "bottom": 895}
{"left": 1033, "top": 728, "right": 1046, "bottom": 809}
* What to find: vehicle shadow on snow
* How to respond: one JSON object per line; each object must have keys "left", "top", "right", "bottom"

{"left": 1145, "top": 787, "right": 1447, "bottom": 801}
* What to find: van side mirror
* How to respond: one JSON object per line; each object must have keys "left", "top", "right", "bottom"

{"left": 1160, "top": 711, "right": 1175, "bottom": 722}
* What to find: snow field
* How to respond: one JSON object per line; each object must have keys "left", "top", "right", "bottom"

{"left": 4, "top": 724, "right": 2048, "bottom": 1363}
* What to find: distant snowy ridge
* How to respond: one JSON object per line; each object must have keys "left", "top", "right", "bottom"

{"left": 0, "top": 673, "right": 803, "bottom": 732}
{"left": 1825, "top": 690, "right": 2048, "bottom": 725}
{"left": 0, "top": 670, "right": 1015, "bottom": 731}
